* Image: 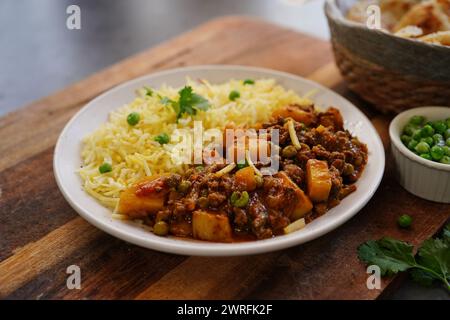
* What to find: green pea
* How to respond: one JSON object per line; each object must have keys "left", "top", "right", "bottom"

{"left": 443, "top": 146, "right": 450, "bottom": 156}
{"left": 243, "top": 79, "right": 255, "bottom": 85}
{"left": 397, "top": 214, "right": 412, "bottom": 228}
{"left": 403, "top": 124, "right": 416, "bottom": 136}
{"left": 229, "top": 90, "right": 240, "bottom": 101}
{"left": 409, "top": 115, "right": 425, "bottom": 125}
{"left": 235, "top": 191, "right": 249, "bottom": 208}
{"left": 445, "top": 128, "right": 450, "bottom": 140}
{"left": 412, "top": 130, "right": 422, "bottom": 141}
{"left": 401, "top": 135, "right": 412, "bottom": 145}
{"left": 431, "top": 145, "right": 445, "bottom": 160}
{"left": 177, "top": 180, "right": 192, "bottom": 193}
{"left": 99, "top": 163, "right": 112, "bottom": 174}
{"left": 407, "top": 139, "right": 418, "bottom": 150}
{"left": 198, "top": 196, "right": 209, "bottom": 208}
{"left": 282, "top": 145, "right": 297, "bottom": 158}
{"left": 432, "top": 133, "right": 444, "bottom": 145}
{"left": 154, "top": 133, "right": 170, "bottom": 145}
{"left": 420, "top": 153, "right": 432, "bottom": 160}
{"left": 153, "top": 221, "right": 169, "bottom": 236}
{"left": 343, "top": 163, "right": 355, "bottom": 175}
{"left": 440, "top": 155, "right": 450, "bottom": 164}
{"left": 420, "top": 137, "right": 433, "bottom": 146}
{"left": 415, "top": 141, "right": 430, "bottom": 154}
{"left": 432, "top": 120, "right": 447, "bottom": 135}
{"left": 127, "top": 112, "right": 140, "bottom": 126}
{"left": 230, "top": 191, "right": 249, "bottom": 208}
{"left": 421, "top": 125, "right": 435, "bottom": 137}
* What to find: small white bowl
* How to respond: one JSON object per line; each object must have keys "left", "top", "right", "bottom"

{"left": 389, "top": 106, "right": 450, "bottom": 203}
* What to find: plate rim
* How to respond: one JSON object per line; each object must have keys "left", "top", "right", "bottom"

{"left": 53, "top": 64, "right": 385, "bottom": 256}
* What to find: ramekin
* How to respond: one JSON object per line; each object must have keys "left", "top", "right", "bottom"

{"left": 389, "top": 106, "right": 450, "bottom": 203}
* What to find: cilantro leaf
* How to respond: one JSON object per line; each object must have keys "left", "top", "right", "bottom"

{"left": 357, "top": 238, "right": 415, "bottom": 276}
{"left": 358, "top": 231, "right": 450, "bottom": 292}
{"left": 173, "top": 86, "right": 210, "bottom": 120}
{"left": 178, "top": 86, "right": 195, "bottom": 116}
{"left": 191, "top": 93, "right": 210, "bottom": 111}
{"left": 443, "top": 223, "right": 450, "bottom": 244}
{"left": 417, "top": 238, "right": 450, "bottom": 283}
{"left": 159, "top": 86, "right": 210, "bottom": 121}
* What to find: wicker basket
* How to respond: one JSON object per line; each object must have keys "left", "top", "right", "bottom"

{"left": 325, "top": 0, "right": 450, "bottom": 114}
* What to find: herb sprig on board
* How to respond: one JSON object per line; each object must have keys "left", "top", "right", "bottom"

{"left": 358, "top": 223, "right": 450, "bottom": 292}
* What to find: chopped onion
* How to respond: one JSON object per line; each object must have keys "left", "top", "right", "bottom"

{"left": 284, "top": 218, "right": 306, "bottom": 234}
{"left": 287, "top": 119, "right": 301, "bottom": 150}
{"left": 246, "top": 150, "right": 263, "bottom": 177}
{"left": 214, "top": 163, "right": 236, "bottom": 177}
{"left": 112, "top": 213, "right": 129, "bottom": 220}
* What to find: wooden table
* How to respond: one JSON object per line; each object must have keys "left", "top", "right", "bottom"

{"left": 0, "top": 17, "right": 448, "bottom": 300}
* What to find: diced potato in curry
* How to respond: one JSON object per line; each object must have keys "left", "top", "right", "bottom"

{"left": 117, "top": 175, "right": 168, "bottom": 218}
{"left": 192, "top": 210, "right": 233, "bottom": 242}
{"left": 235, "top": 166, "right": 257, "bottom": 191}
{"left": 306, "top": 159, "right": 332, "bottom": 202}
{"left": 276, "top": 171, "right": 313, "bottom": 220}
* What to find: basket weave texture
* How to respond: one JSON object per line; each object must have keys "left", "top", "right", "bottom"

{"left": 332, "top": 41, "right": 450, "bottom": 114}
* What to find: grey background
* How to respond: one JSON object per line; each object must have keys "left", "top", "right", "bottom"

{"left": 0, "top": 0, "right": 328, "bottom": 115}
{"left": 0, "top": 0, "right": 448, "bottom": 300}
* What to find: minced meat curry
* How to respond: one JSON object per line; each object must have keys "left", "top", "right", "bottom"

{"left": 117, "top": 104, "right": 368, "bottom": 242}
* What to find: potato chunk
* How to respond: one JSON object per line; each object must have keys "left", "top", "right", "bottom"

{"left": 235, "top": 166, "right": 257, "bottom": 191}
{"left": 192, "top": 210, "right": 233, "bottom": 242}
{"left": 272, "top": 105, "right": 316, "bottom": 125}
{"left": 276, "top": 171, "right": 313, "bottom": 220}
{"left": 306, "top": 159, "right": 332, "bottom": 202}
{"left": 117, "top": 175, "right": 167, "bottom": 218}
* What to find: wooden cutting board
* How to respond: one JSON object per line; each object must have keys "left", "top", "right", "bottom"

{"left": 0, "top": 16, "right": 448, "bottom": 300}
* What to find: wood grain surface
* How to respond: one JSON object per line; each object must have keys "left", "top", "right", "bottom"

{"left": 0, "top": 16, "right": 448, "bottom": 300}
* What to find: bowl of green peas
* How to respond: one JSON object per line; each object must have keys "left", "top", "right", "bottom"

{"left": 389, "top": 106, "right": 450, "bottom": 203}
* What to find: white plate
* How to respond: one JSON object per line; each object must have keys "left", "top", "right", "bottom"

{"left": 54, "top": 65, "right": 385, "bottom": 256}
